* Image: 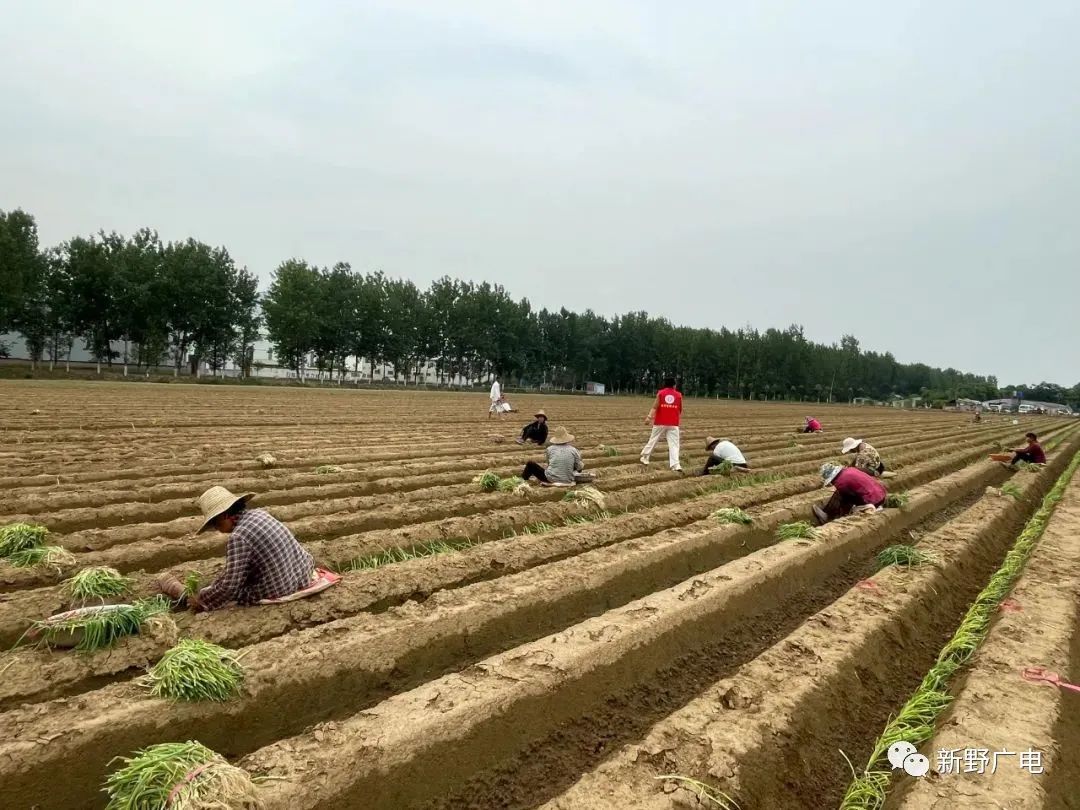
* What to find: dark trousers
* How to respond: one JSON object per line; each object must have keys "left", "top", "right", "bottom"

{"left": 818, "top": 490, "right": 885, "bottom": 523}
{"left": 1012, "top": 451, "right": 1038, "bottom": 465}
{"left": 522, "top": 461, "right": 549, "bottom": 483}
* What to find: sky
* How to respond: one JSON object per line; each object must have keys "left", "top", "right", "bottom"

{"left": 1, "top": 1, "right": 1077, "bottom": 386}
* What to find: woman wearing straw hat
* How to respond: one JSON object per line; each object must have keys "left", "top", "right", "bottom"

{"left": 701, "top": 437, "right": 751, "bottom": 476}
{"left": 516, "top": 410, "right": 549, "bottom": 445}
{"left": 154, "top": 486, "right": 315, "bottom": 611}
{"left": 812, "top": 463, "right": 887, "bottom": 525}
{"left": 841, "top": 437, "right": 892, "bottom": 478}
{"left": 521, "top": 426, "right": 586, "bottom": 485}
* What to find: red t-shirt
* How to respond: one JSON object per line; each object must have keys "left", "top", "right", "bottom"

{"left": 807, "top": 419, "right": 822, "bottom": 432}
{"left": 833, "top": 467, "right": 887, "bottom": 505}
{"left": 1025, "top": 442, "right": 1046, "bottom": 464}
{"left": 653, "top": 387, "right": 682, "bottom": 426}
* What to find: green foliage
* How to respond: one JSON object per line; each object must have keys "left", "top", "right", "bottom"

{"left": 0, "top": 522, "right": 48, "bottom": 556}
{"left": 476, "top": 471, "right": 501, "bottom": 492}
{"left": 709, "top": 460, "right": 735, "bottom": 476}
{"left": 497, "top": 475, "right": 525, "bottom": 493}
{"left": 103, "top": 740, "right": 260, "bottom": 810}
{"left": 6, "top": 545, "right": 75, "bottom": 571}
{"left": 883, "top": 492, "right": 910, "bottom": 509}
{"left": 711, "top": 507, "right": 753, "bottom": 525}
{"left": 1000, "top": 482, "right": 1023, "bottom": 499}
{"left": 841, "top": 451, "right": 1080, "bottom": 809}
{"left": 183, "top": 571, "right": 202, "bottom": 597}
{"left": 342, "top": 538, "right": 476, "bottom": 571}
{"left": 315, "top": 465, "right": 344, "bottom": 474}
{"left": 776, "top": 521, "right": 817, "bottom": 540}
{"left": 29, "top": 597, "right": 170, "bottom": 652}
{"left": 603, "top": 445, "right": 620, "bottom": 457}
{"left": 141, "top": 639, "right": 244, "bottom": 702}
{"left": 63, "top": 567, "right": 132, "bottom": 602}
{"left": 876, "top": 545, "right": 935, "bottom": 569}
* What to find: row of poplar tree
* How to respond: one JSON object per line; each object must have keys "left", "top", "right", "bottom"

{"left": 0, "top": 208, "right": 1015, "bottom": 401}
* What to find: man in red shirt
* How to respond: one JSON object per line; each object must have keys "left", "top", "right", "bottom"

{"left": 812, "top": 463, "right": 887, "bottom": 525}
{"left": 1010, "top": 432, "right": 1046, "bottom": 466}
{"left": 640, "top": 376, "right": 683, "bottom": 472}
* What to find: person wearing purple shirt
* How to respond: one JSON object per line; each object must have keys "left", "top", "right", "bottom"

{"left": 812, "top": 463, "right": 887, "bottom": 525}
{"left": 1010, "top": 432, "right": 1046, "bottom": 466}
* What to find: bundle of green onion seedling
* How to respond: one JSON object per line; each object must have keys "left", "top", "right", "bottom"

{"left": 104, "top": 740, "right": 262, "bottom": 810}
{"left": 711, "top": 507, "right": 753, "bottom": 525}
{"left": 0, "top": 522, "right": 48, "bottom": 556}
{"left": 29, "top": 596, "right": 170, "bottom": 652}
{"left": 141, "top": 639, "right": 245, "bottom": 702}
{"left": 62, "top": 567, "right": 133, "bottom": 603}
{"left": 776, "top": 521, "right": 817, "bottom": 540}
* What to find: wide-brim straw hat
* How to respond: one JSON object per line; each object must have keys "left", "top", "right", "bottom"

{"left": 535, "top": 410, "right": 547, "bottom": 419}
{"left": 705, "top": 436, "right": 722, "bottom": 450}
{"left": 197, "top": 486, "right": 254, "bottom": 533}
{"left": 841, "top": 437, "right": 862, "bottom": 454}
{"left": 820, "top": 463, "right": 842, "bottom": 487}
{"left": 549, "top": 426, "right": 575, "bottom": 444}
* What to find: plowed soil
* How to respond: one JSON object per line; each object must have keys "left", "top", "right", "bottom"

{"left": 0, "top": 380, "right": 1076, "bottom": 810}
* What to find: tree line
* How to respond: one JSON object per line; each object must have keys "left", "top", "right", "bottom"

{"left": 1, "top": 207, "right": 1075, "bottom": 404}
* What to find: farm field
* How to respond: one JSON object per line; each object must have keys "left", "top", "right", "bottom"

{"left": 1, "top": 380, "right": 1078, "bottom": 810}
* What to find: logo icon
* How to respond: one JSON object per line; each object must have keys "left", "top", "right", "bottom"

{"left": 887, "top": 741, "right": 929, "bottom": 777}
{"left": 663, "top": 394, "right": 675, "bottom": 405}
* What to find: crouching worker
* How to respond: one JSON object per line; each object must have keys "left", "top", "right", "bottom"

{"left": 702, "top": 437, "right": 751, "bottom": 476}
{"left": 812, "top": 463, "right": 886, "bottom": 525}
{"left": 516, "top": 410, "right": 549, "bottom": 445}
{"left": 521, "top": 426, "right": 592, "bottom": 485}
{"left": 1011, "top": 432, "right": 1046, "bottom": 466}
{"left": 156, "top": 486, "right": 334, "bottom": 611}
{"left": 803, "top": 416, "right": 823, "bottom": 434}
{"left": 841, "top": 437, "right": 892, "bottom": 478}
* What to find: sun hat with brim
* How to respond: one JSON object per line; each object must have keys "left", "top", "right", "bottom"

{"left": 841, "top": 437, "right": 862, "bottom": 454}
{"left": 705, "top": 436, "right": 722, "bottom": 450}
{"left": 197, "top": 486, "right": 254, "bottom": 533}
{"left": 549, "top": 426, "right": 575, "bottom": 445}
{"left": 535, "top": 410, "right": 547, "bottom": 419}
{"left": 820, "top": 463, "right": 842, "bottom": 486}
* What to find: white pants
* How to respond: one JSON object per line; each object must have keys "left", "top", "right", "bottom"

{"left": 641, "top": 425, "right": 681, "bottom": 469}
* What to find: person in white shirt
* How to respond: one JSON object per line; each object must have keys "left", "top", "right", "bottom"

{"left": 701, "top": 436, "right": 750, "bottom": 476}
{"left": 488, "top": 379, "right": 504, "bottom": 419}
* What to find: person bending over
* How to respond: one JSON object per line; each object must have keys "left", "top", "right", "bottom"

{"left": 812, "top": 464, "right": 886, "bottom": 525}
{"left": 702, "top": 437, "right": 750, "bottom": 476}
{"left": 156, "top": 487, "right": 314, "bottom": 611}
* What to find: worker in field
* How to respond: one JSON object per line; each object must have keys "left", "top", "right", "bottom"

{"left": 521, "top": 426, "right": 589, "bottom": 485}
{"left": 1010, "top": 432, "right": 1046, "bottom": 466}
{"left": 489, "top": 379, "right": 505, "bottom": 419}
{"left": 701, "top": 437, "right": 751, "bottom": 476}
{"left": 841, "top": 437, "right": 893, "bottom": 478}
{"left": 640, "top": 376, "right": 683, "bottom": 472}
{"left": 812, "top": 463, "right": 887, "bottom": 525}
{"left": 155, "top": 486, "right": 332, "bottom": 610}
{"left": 516, "top": 410, "right": 549, "bottom": 445}
{"left": 803, "top": 416, "right": 823, "bottom": 433}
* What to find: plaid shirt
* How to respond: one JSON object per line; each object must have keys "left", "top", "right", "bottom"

{"left": 198, "top": 509, "right": 314, "bottom": 610}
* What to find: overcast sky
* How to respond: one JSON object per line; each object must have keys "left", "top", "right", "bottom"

{"left": 2, "top": 1, "right": 1077, "bottom": 386}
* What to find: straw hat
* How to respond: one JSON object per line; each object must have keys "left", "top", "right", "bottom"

{"left": 705, "top": 436, "right": 722, "bottom": 450}
{"left": 820, "top": 463, "right": 842, "bottom": 487}
{"left": 534, "top": 410, "right": 547, "bottom": 419}
{"left": 197, "top": 486, "right": 254, "bottom": 533}
{"left": 841, "top": 437, "right": 862, "bottom": 454}
{"left": 549, "top": 426, "right": 575, "bottom": 445}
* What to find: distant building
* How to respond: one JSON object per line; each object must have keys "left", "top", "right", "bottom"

{"left": 983, "top": 397, "right": 1073, "bottom": 416}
